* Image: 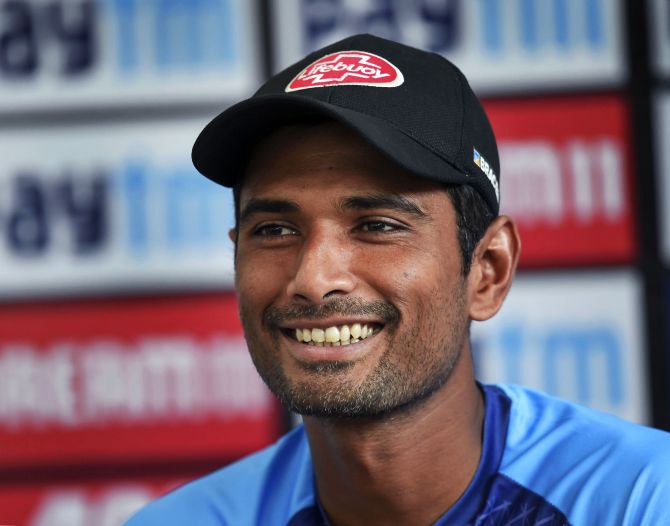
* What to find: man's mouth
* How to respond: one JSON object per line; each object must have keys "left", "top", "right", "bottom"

{"left": 287, "top": 323, "right": 381, "bottom": 347}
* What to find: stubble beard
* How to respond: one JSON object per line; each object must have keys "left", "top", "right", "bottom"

{"left": 238, "top": 291, "right": 469, "bottom": 419}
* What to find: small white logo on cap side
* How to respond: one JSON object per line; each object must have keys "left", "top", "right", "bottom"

{"left": 474, "top": 148, "right": 500, "bottom": 202}
{"left": 286, "top": 51, "right": 404, "bottom": 92}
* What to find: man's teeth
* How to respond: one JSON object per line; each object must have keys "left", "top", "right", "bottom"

{"left": 295, "top": 324, "right": 375, "bottom": 346}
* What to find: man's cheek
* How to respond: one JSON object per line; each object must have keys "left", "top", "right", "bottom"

{"left": 236, "top": 266, "right": 270, "bottom": 297}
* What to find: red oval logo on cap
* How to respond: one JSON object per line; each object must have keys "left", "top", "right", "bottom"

{"left": 285, "top": 51, "right": 404, "bottom": 92}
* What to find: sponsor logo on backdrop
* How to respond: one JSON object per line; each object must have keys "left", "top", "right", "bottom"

{"left": 0, "top": 335, "right": 267, "bottom": 429}
{"left": 474, "top": 323, "right": 624, "bottom": 406}
{"left": 499, "top": 139, "right": 624, "bottom": 224}
{"left": 274, "top": 0, "right": 622, "bottom": 89}
{"left": 0, "top": 479, "right": 187, "bottom": 526}
{"left": 0, "top": 164, "right": 228, "bottom": 259}
{"left": 0, "top": 0, "right": 255, "bottom": 108}
{"left": 0, "top": 0, "right": 235, "bottom": 76}
{"left": 297, "top": 0, "right": 607, "bottom": 55}
{"left": 472, "top": 272, "right": 647, "bottom": 423}
{"left": 0, "top": 120, "right": 235, "bottom": 297}
{"left": 30, "top": 488, "right": 152, "bottom": 526}
{"left": 482, "top": 95, "right": 634, "bottom": 266}
{"left": 0, "top": 295, "right": 279, "bottom": 468}
{"left": 286, "top": 51, "right": 403, "bottom": 91}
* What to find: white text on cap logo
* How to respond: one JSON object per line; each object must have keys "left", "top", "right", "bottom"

{"left": 286, "top": 51, "right": 404, "bottom": 92}
{"left": 474, "top": 148, "right": 500, "bottom": 202}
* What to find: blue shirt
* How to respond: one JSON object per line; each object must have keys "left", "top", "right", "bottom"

{"left": 126, "top": 384, "right": 670, "bottom": 525}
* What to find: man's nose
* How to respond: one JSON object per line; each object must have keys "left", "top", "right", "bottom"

{"left": 285, "top": 229, "right": 356, "bottom": 303}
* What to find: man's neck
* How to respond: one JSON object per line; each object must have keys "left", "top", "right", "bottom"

{"left": 302, "top": 353, "right": 485, "bottom": 526}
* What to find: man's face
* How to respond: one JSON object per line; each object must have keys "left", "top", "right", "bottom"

{"left": 234, "top": 121, "right": 471, "bottom": 418}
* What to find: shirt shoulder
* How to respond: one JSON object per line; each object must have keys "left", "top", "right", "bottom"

{"left": 496, "top": 384, "right": 670, "bottom": 525}
{"left": 124, "top": 426, "right": 316, "bottom": 526}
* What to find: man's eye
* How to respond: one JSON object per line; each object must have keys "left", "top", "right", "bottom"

{"left": 254, "top": 224, "right": 297, "bottom": 237}
{"left": 359, "top": 221, "right": 397, "bottom": 232}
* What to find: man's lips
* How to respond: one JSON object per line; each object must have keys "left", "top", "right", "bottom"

{"left": 277, "top": 322, "right": 384, "bottom": 363}
{"left": 280, "top": 321, "right": 383, "bottom": 347}
{"left": 263, "top": 298, "right": 398, "bottom": 358}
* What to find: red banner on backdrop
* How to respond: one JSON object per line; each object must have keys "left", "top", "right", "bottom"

{"left": 483, "top": 95, "right": 636, "bottom": 267}
{"left": 0, "top": 475, "right": 195, "bottom": 526}
{"left": 0, "top": 294, "right": 282, "bottom": 469}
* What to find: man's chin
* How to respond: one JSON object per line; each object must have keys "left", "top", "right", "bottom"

{"left": 271, "top": 369, "right": 446, "bottom": 420}
{"left": 281, "top": 393, "right": 394, "bottom": 419}
{"left": 261, "top": 368, "right": 378, "bottom": 418}
{"left": 280, "top": 387, "right": 438, "bottom": 420}
{"left": 248, "top": 331, "right": 462, "bottom": 420}
{"left": 293, "top": 358, "right": 357, "bottom": 374}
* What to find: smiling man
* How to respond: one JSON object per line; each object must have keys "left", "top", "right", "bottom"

{"left": 127, "top": 35, "right": 670, "bottom": 525}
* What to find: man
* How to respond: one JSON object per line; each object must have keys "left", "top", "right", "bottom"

{"left": 127, "top": 34, "right": 670, "bottom": 525}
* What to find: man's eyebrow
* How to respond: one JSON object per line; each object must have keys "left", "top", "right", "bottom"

{"left": 239, "top": 198, "right": 301, "bottom": 225}
{"left": 340, "top": 194, "right": 429, "bottom": 220}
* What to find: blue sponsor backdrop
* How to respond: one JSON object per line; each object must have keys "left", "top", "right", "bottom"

{"left": 0, "top": 0, "right": 260, "bottom": 109}
{"left": 271, "top": 0, "right": 625, "bottom": 91}
{"left": 296, "top": 0, "right": 604, "bottom": 55}
{"left": 0, "top": 120, "right": 235, "bottom": 297}
{"left": 2, "top": 159, "right": 229, "bottom": 258}
{"left": 0, "top": 0, "right": 234, "bottom": 76}
{"left": 476, "top": 325, "right": 624, "bottom": 405}
{"left": 472, "top": 272, "right": 647, "bottom": 423}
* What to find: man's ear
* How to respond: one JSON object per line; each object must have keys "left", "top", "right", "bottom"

{"left": 467, "top": 215, "right": 521, "bottom": 321}
{"left": 229, "top": 227, "right": 239, "bottom": 266}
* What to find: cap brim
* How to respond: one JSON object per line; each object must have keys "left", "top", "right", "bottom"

{"left": 192, "top": 93, "right": 473, "bottom": 189}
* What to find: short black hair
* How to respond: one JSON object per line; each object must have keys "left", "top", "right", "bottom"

{"left": 444, "top": 184, "right": 496, "bottom": 276}
{"left": 231, "top": 181, "right": 495, "bottom": 277}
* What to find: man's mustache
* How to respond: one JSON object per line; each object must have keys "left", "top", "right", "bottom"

{"left": 263, "top": 297, "right": 400, "bottom": 326}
